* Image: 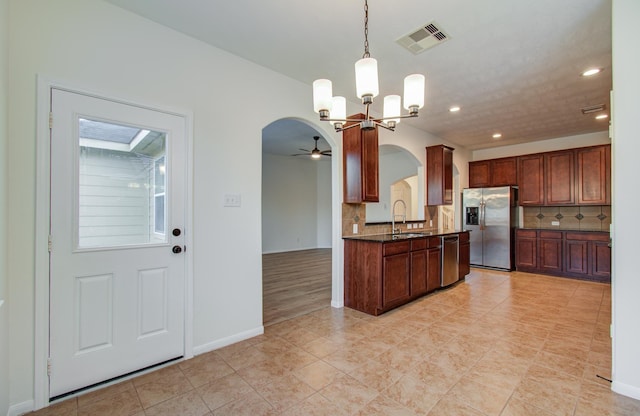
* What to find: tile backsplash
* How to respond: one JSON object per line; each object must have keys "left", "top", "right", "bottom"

{"left": 522, "top": 206, "right": 611, "bottom": 231}
{"left": 342, "top": 203, "right": 439, "bottom": 237}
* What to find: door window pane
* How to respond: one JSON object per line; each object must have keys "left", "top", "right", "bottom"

{"left": 77, "top": 118, "right": 167, "bottom": 248}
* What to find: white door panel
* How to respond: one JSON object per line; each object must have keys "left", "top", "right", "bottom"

{"left": 49, "top": 89, "right": 186, "bottom": 398}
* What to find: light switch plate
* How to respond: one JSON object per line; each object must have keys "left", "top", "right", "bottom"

{"left": 353, "top": 224, "right": 358, "bottom": 234}
{"left": 551, "top": 221, "right": 560, "bottom": 226}
{"left": 224, "top": 194, "right": 241, "bottom": 207}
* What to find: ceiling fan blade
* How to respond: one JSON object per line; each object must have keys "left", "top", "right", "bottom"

{"left": 321, "top": 150, "right": 332, "bottom": 155}
{"left": 298, "top": 148, "right": 311, "bottom": 152}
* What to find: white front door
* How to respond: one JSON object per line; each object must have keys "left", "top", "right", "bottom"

{"left": 49, "top": 88, "right": 187, "bottom": 398}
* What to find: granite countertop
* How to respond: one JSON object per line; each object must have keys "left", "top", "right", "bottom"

{"left": 518, "top": 227, "right": 609, "bottom": 233}
{"left": 343, "top": 229, "right": 469, "bottom": 242}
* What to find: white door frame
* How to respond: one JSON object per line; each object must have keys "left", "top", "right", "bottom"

{"left": 33, "top": 76, "right": 194, "bottom": 410}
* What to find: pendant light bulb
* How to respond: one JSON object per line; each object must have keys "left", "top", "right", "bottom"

{"left": 355, "top": 57, "right": 379, "bottom": 99}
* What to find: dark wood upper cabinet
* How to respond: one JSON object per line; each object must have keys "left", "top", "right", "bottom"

{"left": 426, "top": 144, "right": 454, "bottom": 205}
{"left": 490, "top": 157, "right": 518, "bottom": 186}
{"left": 468, "top": 160, "right": 490, "bottom": 188}
{"left": 342, "top": 114, "right": 379, "bottom": 203}
{"left": 545, "top": 150, "right": 575, "bottom": 205}
{"left": 577, "top": 145, "right": 611, "bottom": 205}
{"left": 469, "top": 157, "right": 517, "bottom": 188}
{"left": 517, "top": 154, "right": 545, "bottom": 205}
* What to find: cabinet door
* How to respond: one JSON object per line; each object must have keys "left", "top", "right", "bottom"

{"left": 545, "top": 150, "right": 575, "bottom": 205}
{"left": 591, "top": 240, "right": 611, "bottom": 279}
{"left": 577, "top": 145, "right": 610, "bottom": 205}
{"left": 382, "top": 253, "right": 411, "bottom": 310}
{"left": 565, "top": 239, "right": 588, "bottom": 275}
{"left": 469, "top": 161, "right": 490, "bottom": 188}
{"left": 426, "top": 247, "right": 441, "bottom": 293}
{"left": 410, "top": 250, "right": 428, "bottom": 297}
{"left": 458, "top": 241, "right": 470, "bottom": 278}
{"left": 539, "top": 237, "right": 563, "bottom": 273}
{"left": 491, "top": 157, "right": 518, "bottom": 186}
{"left": 426, "top": 145, "right": 454, "bottom": 205}
{"left": 516, "top": 236, "right": 537, "bottom": 269}
{"left": 342, "top": 115, "right": 379, "bottom": 203}
{"left": 518, "top": 154, "right": 544, "bottom": 205}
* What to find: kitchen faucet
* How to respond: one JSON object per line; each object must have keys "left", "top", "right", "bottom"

{"left": 391, "top": 199, "right": 407, "bottom": 234}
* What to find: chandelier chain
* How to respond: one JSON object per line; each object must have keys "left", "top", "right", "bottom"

{"left": 363, "top": 0, "right": 370, "bottom": 58}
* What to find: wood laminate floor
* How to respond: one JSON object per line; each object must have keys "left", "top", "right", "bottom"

{"left": 262, "top": 248, "right": 332, "bottom": 327}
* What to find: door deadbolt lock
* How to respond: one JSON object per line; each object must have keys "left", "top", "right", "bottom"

{"left": 172, "top": 245, "right": 183, "bottom": 254}
{"left": 172, "top": 228, "right": 181, "bottom": 237}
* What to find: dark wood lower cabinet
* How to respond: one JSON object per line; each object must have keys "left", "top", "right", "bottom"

{"left": 344, "top": 233, "right": 465, "bottom": 316}
{"left": 458, "top": 232, "right": 470, "bottom": 279}
{"left": 538, "top": 231, "right": 563, "bottom": 274}
{"left": 515, "top": 229, "right": 610, "bottom": 282}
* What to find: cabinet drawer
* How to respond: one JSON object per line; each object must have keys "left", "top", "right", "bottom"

{"left": 427, "top": 236, "right": 441, "bottom": 248}
{"left": 516, "top": 229, "right": 537, "bottom": 238}
{"left": 410, "top": 238, "right": 427, "bottom": 251}
{"left": 540, "top": 231, "right": 562, "bottom": 239}
{"left": 383, "top": 241, "right": 410, "bottom": 256}
{"left": 565, "top": 232, "right": 609, "bottom": 242}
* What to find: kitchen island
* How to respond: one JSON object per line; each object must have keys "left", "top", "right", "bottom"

{"left": 343, "top": 230, "right": 470, "bottom": 316}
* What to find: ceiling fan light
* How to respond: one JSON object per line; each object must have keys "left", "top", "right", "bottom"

{"left": 403, "top": 74, "right": 425, "bottom": 110}
{"left": 355, "top": 57, "right": 379, "bottom": 99}
{"left": 383, "top": 95, "right": 402, "bottom": 124}
{"left": 313, "top": 79, "right": 333, "bottom": 113}
{"left": 311, "top": 150, "right": 322, "bottom": 159}
{"left": 331, "top": 96, "right": 346, "bottom": 124}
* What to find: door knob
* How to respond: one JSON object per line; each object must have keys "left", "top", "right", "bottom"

{"left": 172, "top": 245, "right": 183, "bottom": 254}
{"left": 172, "top": 228, "right": 181, "bottom": 237}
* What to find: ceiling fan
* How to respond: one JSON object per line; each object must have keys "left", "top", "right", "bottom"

{"left": 291, "top": 136, "right": 331, "bottom": 159}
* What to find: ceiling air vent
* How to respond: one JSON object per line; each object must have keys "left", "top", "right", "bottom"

{"left": 396, "top": 21, "right": 450, "bottom": 55}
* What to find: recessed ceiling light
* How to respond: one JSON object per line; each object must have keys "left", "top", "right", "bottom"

{"left": 492, "top": 133, "right": 502, "bottom": 139}
{"left": 595, "top": 114, "right": 608, "bottom": 120}
{"left": 449, "top": 106, "right": 460, "bottom": 112}
{"left": 582, "top": 68, "right": 602, "bottom": 77}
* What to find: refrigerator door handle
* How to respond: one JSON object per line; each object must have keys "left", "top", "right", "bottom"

{"left": 479, "top": 202, "right": 485, "bottom": 230}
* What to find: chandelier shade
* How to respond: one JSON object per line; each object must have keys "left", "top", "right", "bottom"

{"left": 312, "top": 0, "right": 425, "bottom": 132}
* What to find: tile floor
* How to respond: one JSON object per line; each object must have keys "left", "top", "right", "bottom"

{"left": 29, "top": 269, "right": 640, "bottom": 416}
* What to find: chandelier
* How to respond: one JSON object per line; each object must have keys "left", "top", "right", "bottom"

{"left": 312, "top": 0, "right": 425, "bottom": 132}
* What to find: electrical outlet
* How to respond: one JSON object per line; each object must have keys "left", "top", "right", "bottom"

{"left": 407, "top": 224, "right": 413, "bottom": 230}
{"left": 551, "top": 221, "right": 560, "bottom": 226}
{"left": 429, "top": 220, "right": 433, "bottom": 227}
{"left": 223, "top": 194, "right": 241, "bottom": 207}
{"left": 418, "top": 223, "right": 424, "bottom": 228}
{"left": 353, "top": 224, "right": 358, "bottom": 234}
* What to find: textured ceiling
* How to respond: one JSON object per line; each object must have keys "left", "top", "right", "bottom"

{"left": 105, "top": 0, "right": 612, "bottom": 153}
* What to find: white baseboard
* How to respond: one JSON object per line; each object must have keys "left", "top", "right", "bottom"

{"left": 192, "top": 326, "right": 264, "bottom": 356}
{"left": 612, "top": 380, "right": 640, "bottom": 401}
{"left": 7, "top": 399, "right": 34, "bottom": 416}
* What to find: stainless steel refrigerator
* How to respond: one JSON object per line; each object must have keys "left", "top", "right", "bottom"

{"left": 462, "top": 186, "right": 518, "bottom": 270}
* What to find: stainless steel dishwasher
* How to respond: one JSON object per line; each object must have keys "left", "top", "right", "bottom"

{"left": 441, "top": 235, "right": 459, "bottom": 287}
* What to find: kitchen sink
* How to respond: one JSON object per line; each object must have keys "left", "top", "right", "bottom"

{"left": 392, "top": 233, "right": 426, "bottom": 239}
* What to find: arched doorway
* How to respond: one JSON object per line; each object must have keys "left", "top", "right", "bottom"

{"left": 261, "top": 118, "right": 339, "bottom": 325}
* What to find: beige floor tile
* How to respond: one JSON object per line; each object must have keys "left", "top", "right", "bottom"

{"left": 348, "top": 358, "right": 404, "bottom": 392}
{"left": 210, "top": 391, "right": 276, "bottom": 416}
{"left": 144, "top": 390, "right": 210, "bottom": 416}
{"left": 77, "top": 389, "right": 143, "bottom": 416}
{"left": 76, "top": 381, "right": 135, "bottom": 408}
{"left": 384, "top": 374, "right": 442, "bottom": 414}
{"left": 253, "top": 373, "right": 316, "bottom": 412}
{"left": 196, "top": 373, "right": 254, "bottom": 411}
{"left": 279, "top": 393, "right": 350, "bottom": 416}
{"left": 294, "top": 360, "right": 344, "bottom": 390}
{"left": 449, "top": 376, "right": 513, "bottom": 416}
{"left": 501, "top": 397, "right": 557, "bottom": 416}
{"left": 427, "top": 394, "right": 487, "bottom": 416}
{"left": 319, "top": 375, "right": 378, "bottom": 415}
{"left": 180, "top": 354, "right": 235, "bottom": 387}
{"left": 575, "top": 380, "right": 640, "bottom": 416}
{"left": 134, "top": 368, "right": 194, "bottom": 409}
{"left": 354, "top": 394, "right": 419, "bottom": 415}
